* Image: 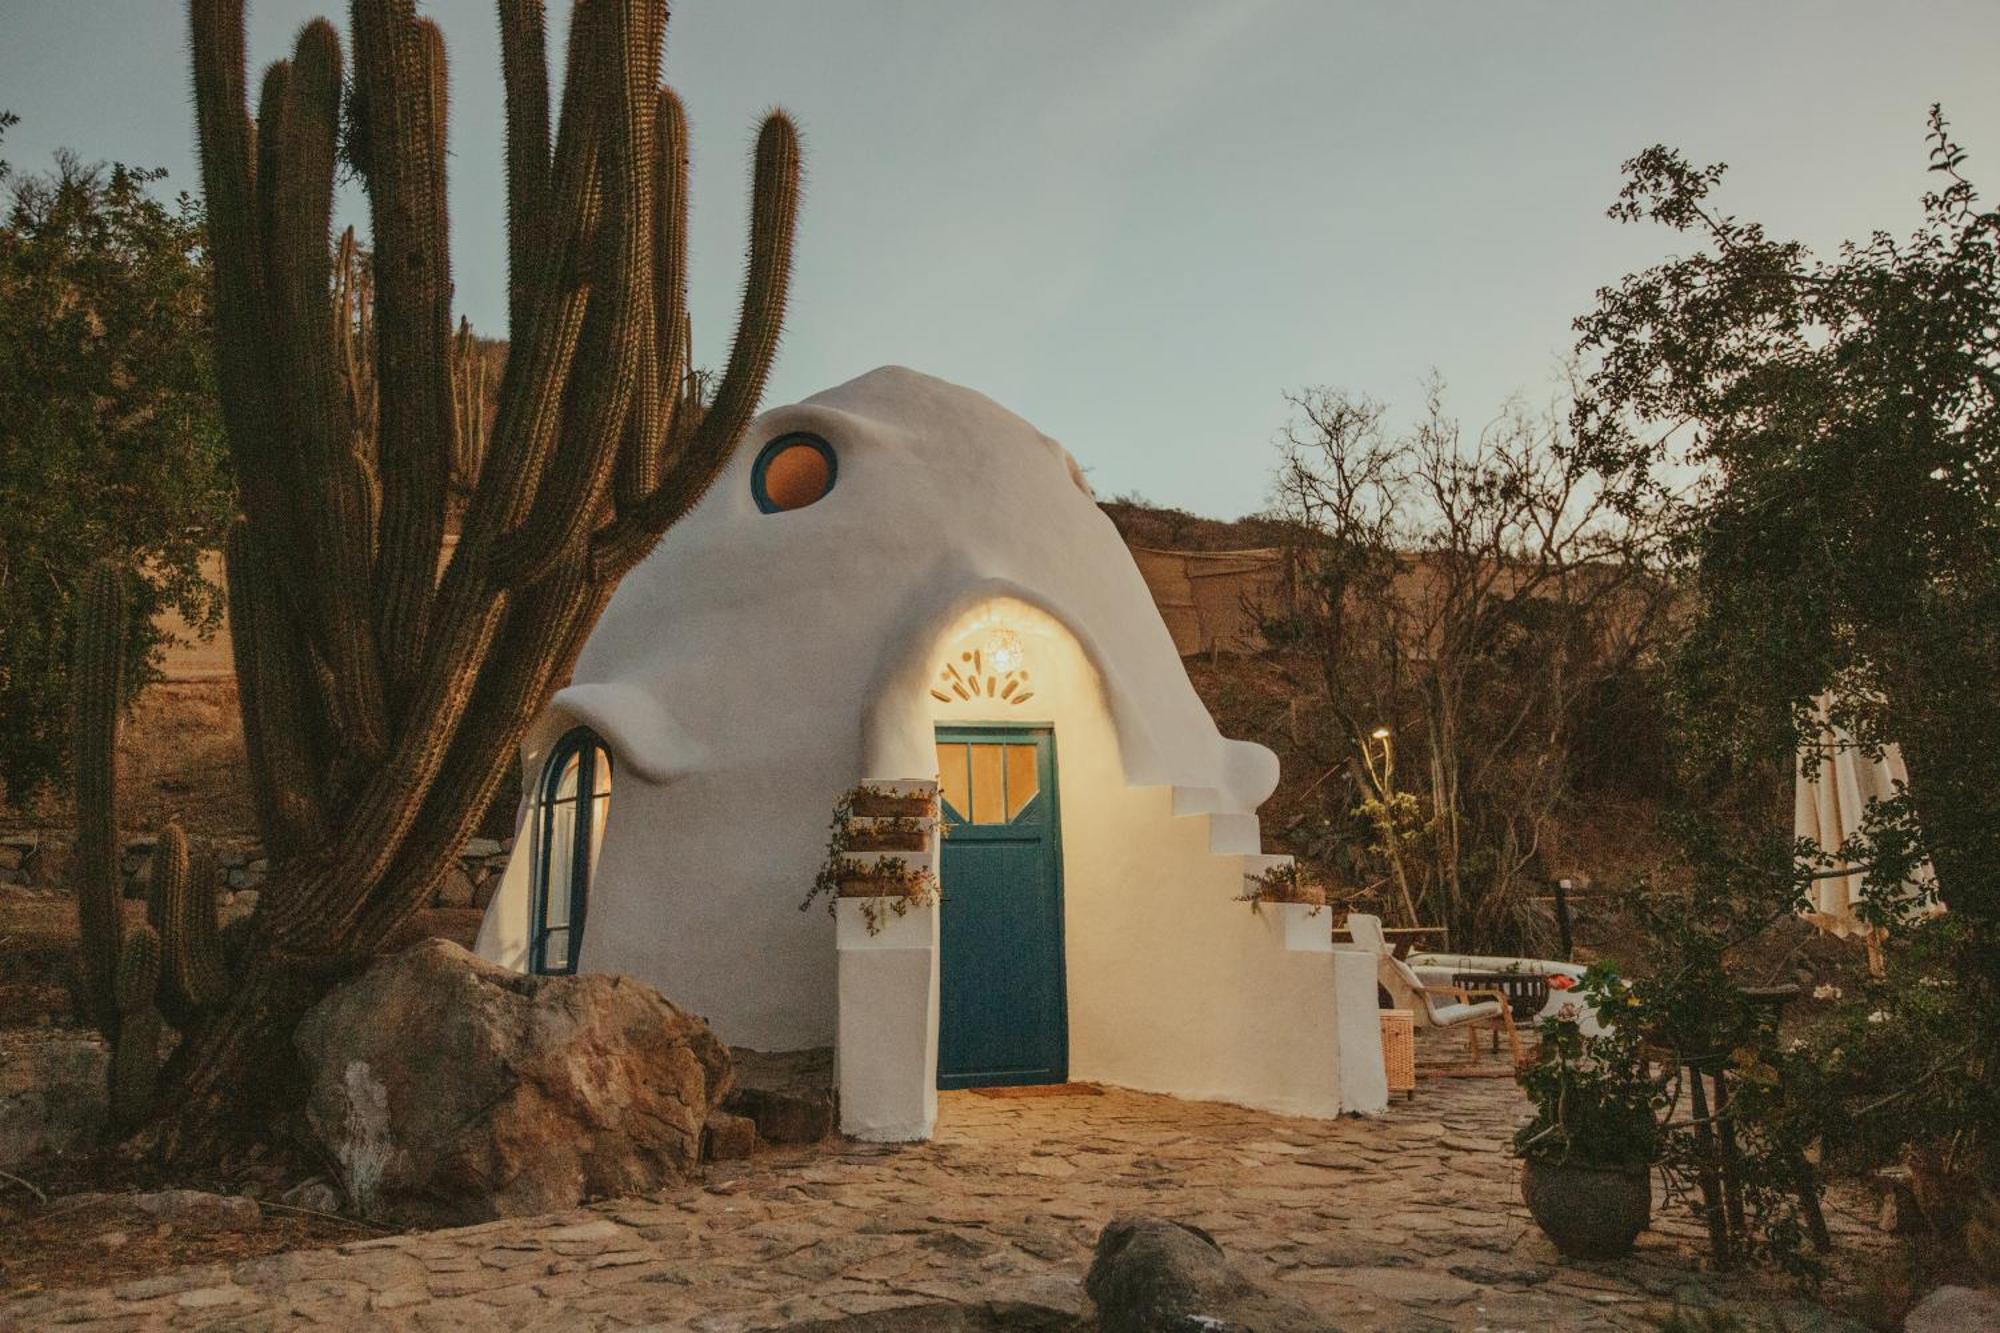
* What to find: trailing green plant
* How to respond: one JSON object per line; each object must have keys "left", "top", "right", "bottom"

{"left": 1514, "top": 966, "right": 1665, "bottom": 1170}
{"left": 802, "top": 785, "right": 940, "bottom": 933}
{"left": 1240, "top": 860, "right": 1326, "bottom": 909}
{"left": 107, "top": 0, "right": 803, "bottom": 1161}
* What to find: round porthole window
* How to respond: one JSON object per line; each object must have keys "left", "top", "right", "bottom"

{"left": 751, "top": 433, "right": 837, "bottom": 513}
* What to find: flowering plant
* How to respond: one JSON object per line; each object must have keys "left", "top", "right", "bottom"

{"left": 1514, "top": 965, "right": 1666, "bottom": 1170}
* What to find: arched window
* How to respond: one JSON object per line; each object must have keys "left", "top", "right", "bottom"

{"left": 530, "top": 727, "right": 613, "bottom": 975}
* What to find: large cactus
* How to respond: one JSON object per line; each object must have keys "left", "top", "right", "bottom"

{"left": 152, "top": 0, "right": 800, "bottom": 1156}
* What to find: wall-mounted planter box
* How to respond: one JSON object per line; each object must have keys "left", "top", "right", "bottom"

{"left": 844, "top": 827, "right": 929, "bottom": 853}
{"left": 848, "top": 792, "right": 935, "bottom": 819}
{"left": 1259, "top": 899, "right": 1334, "bottom": 953}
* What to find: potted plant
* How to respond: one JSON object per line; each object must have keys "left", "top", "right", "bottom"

{"left": 1240, "top": 861, "right": 1328, "bottom": 909}
{"left": 1514, "top": 968, "right": 1663, "bottom": 1258}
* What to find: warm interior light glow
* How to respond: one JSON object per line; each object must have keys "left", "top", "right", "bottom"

{"left": 986, "top": 628, "right": 1025, "bottom": 674}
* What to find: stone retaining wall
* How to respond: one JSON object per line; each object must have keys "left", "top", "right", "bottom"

{"left": 0, "top": 831, "right": 512, "bottom": 911}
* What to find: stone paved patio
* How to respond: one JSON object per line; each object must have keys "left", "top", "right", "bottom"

{"left": 0, "top": 1076, "right": 1884, "bottom": 1331}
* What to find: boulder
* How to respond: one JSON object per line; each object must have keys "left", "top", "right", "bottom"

{"left": 1085, "top": 1216, "right": 1322, "bottom": 1333}
{"left": 133, "top": 1189, "right": 261, "bottom": 1231}
{"left": 1906, "top": 1285, "right": 2000, "bottom": 1333}
{"left": 280, "top": 1177, "right": 344, "bottom": 1215}
{"left": 295, "top": 940, "right": 731, "bottom": 1227}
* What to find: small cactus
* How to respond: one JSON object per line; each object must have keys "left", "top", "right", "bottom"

{"left": 147, "top": 823, "right": 232, "bottom": 1026}
{"left": 110, "top": 925, "right": 163, "bottom": 1129}
{"left": 72, "top": 561, "right": 127, "bottom": 1036}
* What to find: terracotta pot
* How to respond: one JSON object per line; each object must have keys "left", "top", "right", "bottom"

{"left": 1257, "top": 885, "right": 1327, "bottom": 907}
{"left": 837, "top": 876, "right": 925, "bottom": 900}
{"left": 1520, "top": 1157, "right": 1651, "bottom": 1259}
{"left": 848, "top": 792, "right": 933, "bottom": 819}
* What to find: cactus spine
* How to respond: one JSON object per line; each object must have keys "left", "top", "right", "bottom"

{"left": 110, "top": 925, "right": 164, "bottom": 1130}
{"left": 142, "top": 0, "right": 802, "bottom": 1153}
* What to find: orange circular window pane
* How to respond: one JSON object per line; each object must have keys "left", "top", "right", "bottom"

{"left": 753, "top": 436, "right": 836, "bottom": 512}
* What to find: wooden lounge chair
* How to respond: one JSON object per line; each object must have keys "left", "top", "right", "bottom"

{"left": 1349, "top": 914, "right": 1523, "bottom": 1065}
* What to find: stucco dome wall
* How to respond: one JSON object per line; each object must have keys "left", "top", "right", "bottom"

{"left": 476, "top": 368, "right": 1280, "bottom": 1051}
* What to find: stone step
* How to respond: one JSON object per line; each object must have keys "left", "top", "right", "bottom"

{"left": 723, "top": 1046, "right": 837, "bottom": 1146}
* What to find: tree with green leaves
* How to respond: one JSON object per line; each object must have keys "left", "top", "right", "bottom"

{"left": 0, "top": 113, "right": 232, "bottom": 806}
{"left": 1573, "top": 107, "right": 2000, "bottom": 1267}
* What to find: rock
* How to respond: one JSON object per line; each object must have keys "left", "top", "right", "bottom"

{"left": 0, "top": 1034, "right": 108, "bottom": 1168}
{"left": 1085, "top": 1216, "right": 1322, "bottom": 1333}
{"left": 702, "top": 1111, "right": 757, "bottom": 1162}
{"left": 295, "top": 939, "right": 732, "bottom": 1227}
{"left": 0, "top": 845, "right": 23, "bottom": 872}
{"left": 133, "top": 1189, "right": 262, "bottom": 1231}
{"left": 463, "top": 838, "right": 503, "bottom": 859}
{"left": 221, "top": 890, "right": 258, "bottom": 924}
{"left": 723, "top": 1046, "right": 836, "bottom": 1145}
{"left": 1905, "top": 1285, "right": 2000, "bottom": 1332}
{"left": 471, "top": 872, "right": 499, "bottom": 910}
{"left": 435, "top": 865, "right": 477, "bottom": 908}
{"left": 280, "top": 1178, "right": 344, "bottom": 1215}
{"left": 782, "top": 1303, "right": 1079, "bottom": 1331}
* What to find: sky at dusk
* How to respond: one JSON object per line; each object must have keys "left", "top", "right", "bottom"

{"left": 5, "top": 0, "right": 1998, "bottom": 518}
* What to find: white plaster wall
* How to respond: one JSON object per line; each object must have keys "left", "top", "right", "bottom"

{"left": 471, "top": 370, "right": 1337, "bottom": 1105}
{"left": 925, "top": 602, "right": 1372, "bottom": 1118}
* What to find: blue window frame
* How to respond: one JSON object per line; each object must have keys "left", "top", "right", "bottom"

{"left": 529, "top": 727, "right": 612, "bottom": 975}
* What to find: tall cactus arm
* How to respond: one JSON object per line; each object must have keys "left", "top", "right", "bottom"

{"left": 597, "top": 109, "right": 800, "bottom": 577}
{"left": 224, "top": 520, "right": 330, "bottom": 858}
{"left": 499, "top": 0, "right": 552, "bottom": 340}
{"left": 614, "top": 85, "right": 691, "bottom": 512}
{"left": 263, "top": 22, "right": 391, "bottom": 763}
{"left": 489, "top": 0, "right": 659, "bottom": 590}
{"left": 351, "top": 559, "right": 602, "bottom": 954}
{"left": 73, "top": 561, "right": 128, "bottom": 1035}
{"left": 191, "top": 0, "right": 315, "bottom": 622}
{"left": 350, "top": 0, "right": 456, "bottom": 709}
{"left": 432, "top": 0, "right": 608, "bottom": 635}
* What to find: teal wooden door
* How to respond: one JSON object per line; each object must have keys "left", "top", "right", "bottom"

{"left": 935, "top": 725, "right": 1067, "bottom": 1088}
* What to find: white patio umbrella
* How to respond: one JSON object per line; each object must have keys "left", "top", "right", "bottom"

{"left": 1794, "top": 698, "right": 1939, "bottom": 971}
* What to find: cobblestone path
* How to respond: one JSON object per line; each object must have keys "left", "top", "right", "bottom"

{"left": 1, "top": 1078, "right": 1883, "bottom": 1331}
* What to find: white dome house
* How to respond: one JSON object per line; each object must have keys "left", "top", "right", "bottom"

{"left": 475, "top": 367, "right": 1386, "bottom": 1138}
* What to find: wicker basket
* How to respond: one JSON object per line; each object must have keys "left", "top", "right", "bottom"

{"left": 1380, "top": 1009, "right": 1417, "bottom": 1099}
